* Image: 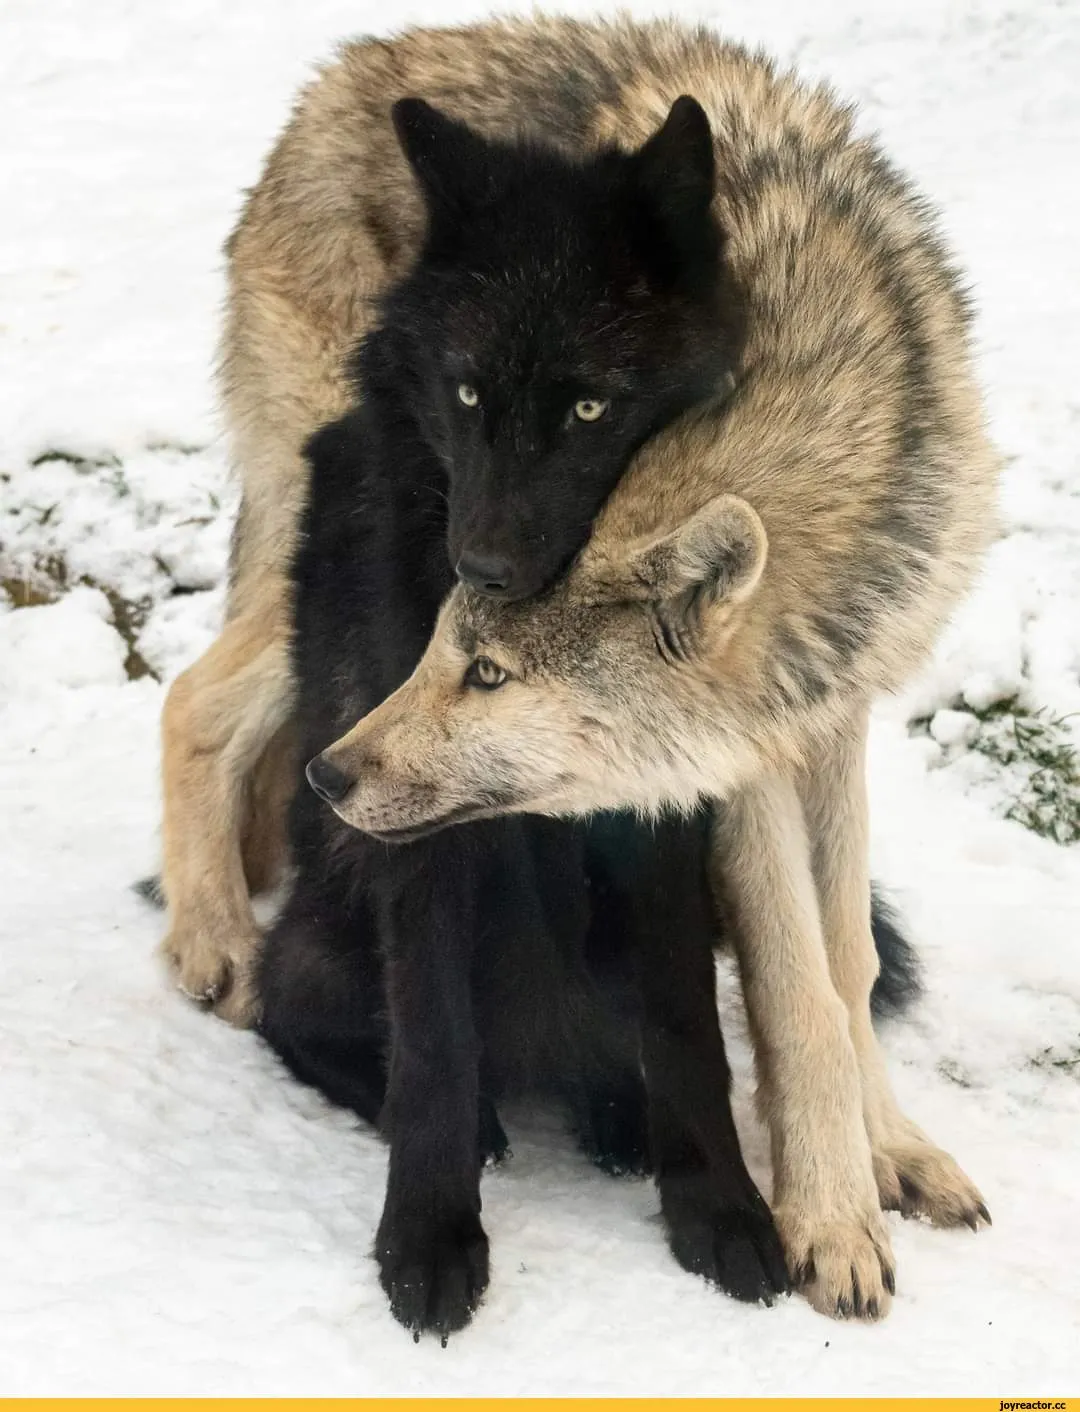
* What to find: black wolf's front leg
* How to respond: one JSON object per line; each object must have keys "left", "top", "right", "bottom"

{"left": 373, "top": 836, "right": 489, "bottom": 1343}
{"left": 627, "top": 817, "right": 790, "bottom": 1304}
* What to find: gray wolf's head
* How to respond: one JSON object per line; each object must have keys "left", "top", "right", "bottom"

{"left": 309, "top": 492, "right": 768, "bottom": 839}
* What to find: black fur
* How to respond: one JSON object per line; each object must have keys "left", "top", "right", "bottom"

{"left": 133, "top": 874, "right": 166, "bottom": 908}
{"left": 257, "top": 370, "right": 789, "bottom": 1339}
{"left": 372, "top": 96, "right": 742, "bottom": 601}
{"left": 869, "top": 889, "right": 923, "bottom": 1018}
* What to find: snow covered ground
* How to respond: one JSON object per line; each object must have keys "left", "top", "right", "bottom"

{"left": 2, "top": 0, "right": 1079, "bottom": 1395}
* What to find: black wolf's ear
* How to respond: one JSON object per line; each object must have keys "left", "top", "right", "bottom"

{"left": 617, "top": 495, "right": 766, "bottom": 610}
{"left": 392, "top": 98, "right": 489, "bottom": 229}
{"left": 631, "top": 96, "right": 718, "bottom": 277}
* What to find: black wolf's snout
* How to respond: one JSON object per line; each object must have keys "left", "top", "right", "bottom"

{"left": 455, "top": 545, "right": 557, "bottom": 602}
{"left": 456, "top": 548, "right": 513, "bottom": 596}
{"left": 306, "top": 753, "right": 354, "bottom": 804}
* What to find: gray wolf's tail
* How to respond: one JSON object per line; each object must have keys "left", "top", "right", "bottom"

{"left": 133, "top": 874, "right": 166, "bottom": 908}
{"left": 870, "top": 888, "right": 922, "bottom": 1018}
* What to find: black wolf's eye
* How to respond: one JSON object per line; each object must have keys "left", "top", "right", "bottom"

{"left": 464, "top": 656, "right": 507, "bottom": 690}
{"left": 573, "top": 397, "right": 609, "bottom": 423}
{"left": 457, "top": 383, "right": 480, "bottom": 408}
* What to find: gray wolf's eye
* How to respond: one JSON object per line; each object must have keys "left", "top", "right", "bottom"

{"left": 464, "top": 656, "right": 507, "bottom": 690}
{"left": 457, "top": 383, "right": 480, "bottom": 408}
{"left": 573, "top": 397, "right": 609, "bottom": 423}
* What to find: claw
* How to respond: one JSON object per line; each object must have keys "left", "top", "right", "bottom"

{"left": 178, "top": 981, "right": 218, "bottom": 1004}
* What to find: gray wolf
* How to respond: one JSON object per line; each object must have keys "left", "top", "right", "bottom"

{"left": 157, "top": 14, "right": 985, "bottom": 1318}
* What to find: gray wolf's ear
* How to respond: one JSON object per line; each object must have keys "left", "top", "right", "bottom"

{"left": 392, "top": 98, "right": 488, "bottom": 226}
{"left": 618, "top": 494, "right": 767, "bottom": 609}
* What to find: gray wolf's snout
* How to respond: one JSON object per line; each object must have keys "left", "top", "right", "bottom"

{"left": 306, "top": 753, "right": 353, "bottom": 804}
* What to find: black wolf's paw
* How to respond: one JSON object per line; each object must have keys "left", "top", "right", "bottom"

{"left": 478, "top": 1096, "right": 511, "bottom": 1167}
{"left": 662, "top": 1175, "right": 791, "bottom": 1305}
{"left": 375, "top": 1206, "right": 490, "bottom": 1343}
{"left": 573, "top": 1079, "right": 651, "bottom": 1177}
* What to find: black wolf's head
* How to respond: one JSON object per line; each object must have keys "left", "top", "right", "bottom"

{"left": 370, "top": 95, "right": 741, "bottom": 601}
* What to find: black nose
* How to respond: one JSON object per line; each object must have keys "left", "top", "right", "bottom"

{"left": 456, "top": 549, "right": 513, "bottom": 596}
{"left": 306, "top": 753, "right": 353, "bottom": 804}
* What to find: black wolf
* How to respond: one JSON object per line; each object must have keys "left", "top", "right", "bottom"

{"left": 239, "top": 89, "right": 923, "bottom": 1337}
